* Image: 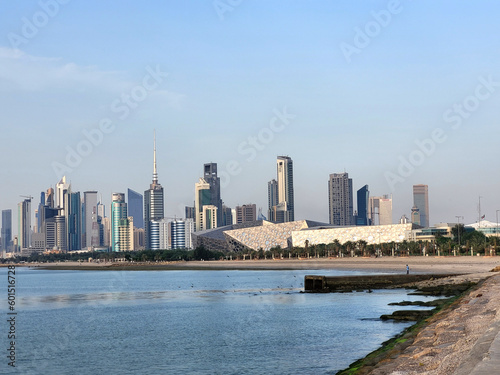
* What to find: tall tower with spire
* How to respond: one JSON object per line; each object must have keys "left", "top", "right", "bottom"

{"left": 144, "top": 131, "right": 164, "bottom": 249}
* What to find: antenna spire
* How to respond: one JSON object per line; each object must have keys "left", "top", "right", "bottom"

{"left": 152, "top": 130, "right": 158, "bottom": 184}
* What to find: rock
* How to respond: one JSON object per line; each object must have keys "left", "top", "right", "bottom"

{"left": 381, "top": 310, "right": 434, "bottom": 321}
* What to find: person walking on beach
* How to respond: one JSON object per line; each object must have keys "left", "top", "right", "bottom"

{"left": 406, "top": 264, "right": 409, "bottom": 275}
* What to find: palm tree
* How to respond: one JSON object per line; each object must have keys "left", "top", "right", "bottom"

{"left": 357, "top": 240, "right": 368, "bottom": 257}
{"left": 332, "top": 239, "right": 341, "bottom": 257}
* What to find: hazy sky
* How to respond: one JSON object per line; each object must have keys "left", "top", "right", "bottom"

{"left": 1, "top": 1, "right": 500, "bottom": 235}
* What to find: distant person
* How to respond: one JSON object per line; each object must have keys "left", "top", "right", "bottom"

{"left": 406, "top": 264, "right": 409, "bottom": 275}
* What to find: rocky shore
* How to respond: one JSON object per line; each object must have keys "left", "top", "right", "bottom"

{"left": 339, "top": 270, "right": 500, "bottom": 374}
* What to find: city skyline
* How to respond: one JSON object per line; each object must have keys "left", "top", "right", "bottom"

{"left": 0, "top": 150, "right": 497, "bottom": 242}
{"left": 1, "top": 2, "right": 500, "bottom": 232}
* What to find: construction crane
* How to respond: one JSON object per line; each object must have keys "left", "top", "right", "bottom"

{"left": 19, "top": 195, "right": 34, "bottom": 201}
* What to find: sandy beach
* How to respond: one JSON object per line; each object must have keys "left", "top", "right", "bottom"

{"left": 31, "top": 255, "right": 500, "bottom": 274}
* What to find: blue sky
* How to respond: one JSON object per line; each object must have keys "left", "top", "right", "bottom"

{"left": 1, "top": 0, "right": 500, "bottom": 234}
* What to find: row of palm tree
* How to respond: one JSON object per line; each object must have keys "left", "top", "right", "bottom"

{"left": 234, "top": 227, "right": 496, "bottom": 259}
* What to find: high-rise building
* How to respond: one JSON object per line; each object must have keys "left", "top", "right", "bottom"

{"left": 149, "top": 220, "right": 160, "bottom": 250}
{"left": 413, "top": 184, "right": 429, "bottom": 227}
{"left": 222, "top": 205, "right": 233, "bottom": 226}
{"left": 117, "top": 216, "right": 134, "bottom": 251}
{"left": 356, "top": 185, "right": 369, "bottom": 226}
{"left": 65, "top": 192, "right": 81, "bottom": 250}
{"left": 128, "top": 189, "right": 144, "bottom": 229}
{"left": 170, "top": 220, "right": 192, "bottom": 249}
{"left": 195, "top": 178, "right": 212, "bottom": 231}
{"left": 18, "top": 198, "right": 32, "bottom": 250}
{"left": 111, "top": 193, "right": 128, "bottom": 252}
{"left": 157, "top": 218, "right": 170, "bottom": 250}
{"left": 277, "top": 156, "right": 294, "bottom": 222}
{"left": 144, "top": 132, "right": 164, "bottom": 249}
{"left": 102, "top": 216, "right": 111, "bottom": 247}
{"left": 269, "top": 156, "right": 294, "bottom": 223}
{"left": 54, "top": 215, "right": 67, "bottom": 251}
{"left": 203, "top": 163, "right": 223, "bottom": 226}
{"left": 267, "top": 179, "right": 278, "bottom": 221}
{"left": 37, "top": 191, "right": 45, "bottom": 233}
{"left": 235, "top": 204, "right": 256, "bottom": 224}
{"left": 97, "top": 200, "right": 105, "bottom": 246}
{"left": 1, "top": 209, "right": 12, "bottom": 252}
{"left": 156, "top": 218, "right": 194, "bottom": 250}
{"left": 328, "top": 172, "right": 353, "bottom": 226}
{"left": 368, "top": 195, "right": 393, "bottom": 225}
{"left": 55, "top": 176, "right": 70, "bottom": 215}
{"left": 83, "top": 191, "right": 99, "bottom": 249}
{"left": 184, "top": 218, "right": 194, "bottom": 249}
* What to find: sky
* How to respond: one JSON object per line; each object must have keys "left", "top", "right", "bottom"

{"left": 1, "top": 0, "right": 500, "bottom": 236}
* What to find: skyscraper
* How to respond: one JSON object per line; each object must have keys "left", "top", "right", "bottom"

{"left": 413, "top": 184, "right": 429, "bottom": 227}
{"left": 37, "top": 189, "right": 59, "bottom": 250}
{"left": 1, "top": 209, "right": 12, "bottom": 252}
{"left": 368, "top": 195, "right": 393, "bottom": 225}
{"left": 54, "top": 215, "right": 66, "bottom": 251}
{"left": 111, "top": 193, "right": 128, "bottom": 252}
{"left": 328, "top": 172, "right": 353, "bottom": 226}
{"left": 356, "top": 185, "right": 369, "bottom": 226}
{"left": 195, "top": 178, "right": 216, "bottom": 231}
{"left": 18, "top": 198, "right": 32, "bottom": 250}
{"left": 144, "top": 132, "right": 164, "bottom": 249}
{"left": 55, "top": 176, "right": 70, "bottom": 215}
{"left": 65, "top": 191, "right": 81, "bottom": 250}
{"left": 184, "top": 218, "right": 194, "bottom": 249}
{"left": 269, "top": 156, "right": 294, "bottom": 223}
{"left": 83, "top": 191, "right": 99, "bottom": 249}
{"left": 267, "top": 179, "right": 278, "bottom": 221}
{"left": 203, "top": 163, "right": 223, "bottom": 226}
{"left": 128, "top": 189, "right": 144, "bottom": 229}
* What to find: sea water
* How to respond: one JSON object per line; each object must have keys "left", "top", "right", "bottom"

{"left": 2, "top": 267, "right": 437, "bottom": 374}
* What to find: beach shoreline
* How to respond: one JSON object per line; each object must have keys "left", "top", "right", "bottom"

{"left": 13, "top": 255, "right": 500, "bottom": 274}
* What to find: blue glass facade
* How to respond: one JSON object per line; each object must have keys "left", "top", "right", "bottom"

{"left": 356, "top": 185, "right": 369, "bottom": 226}
{"left": 128, "top": 189, "right": 144, "bottom": 229}
{"left": 67, "top": 192, "right": 81, "bottom": 250}
{"left": 1, "top": 209, "right": 12, "bottom": 251}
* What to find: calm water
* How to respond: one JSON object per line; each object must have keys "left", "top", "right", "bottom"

{"left": 2, "top": 267, "right": 436, "bottom": 374}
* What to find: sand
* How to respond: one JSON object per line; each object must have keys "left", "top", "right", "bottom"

{"left": 30, "top": 255, "right": 500, "bottom": 273}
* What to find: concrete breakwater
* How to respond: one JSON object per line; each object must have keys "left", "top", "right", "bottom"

{"left": 304, "top": 274, "right": 458, "bottom": 292}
